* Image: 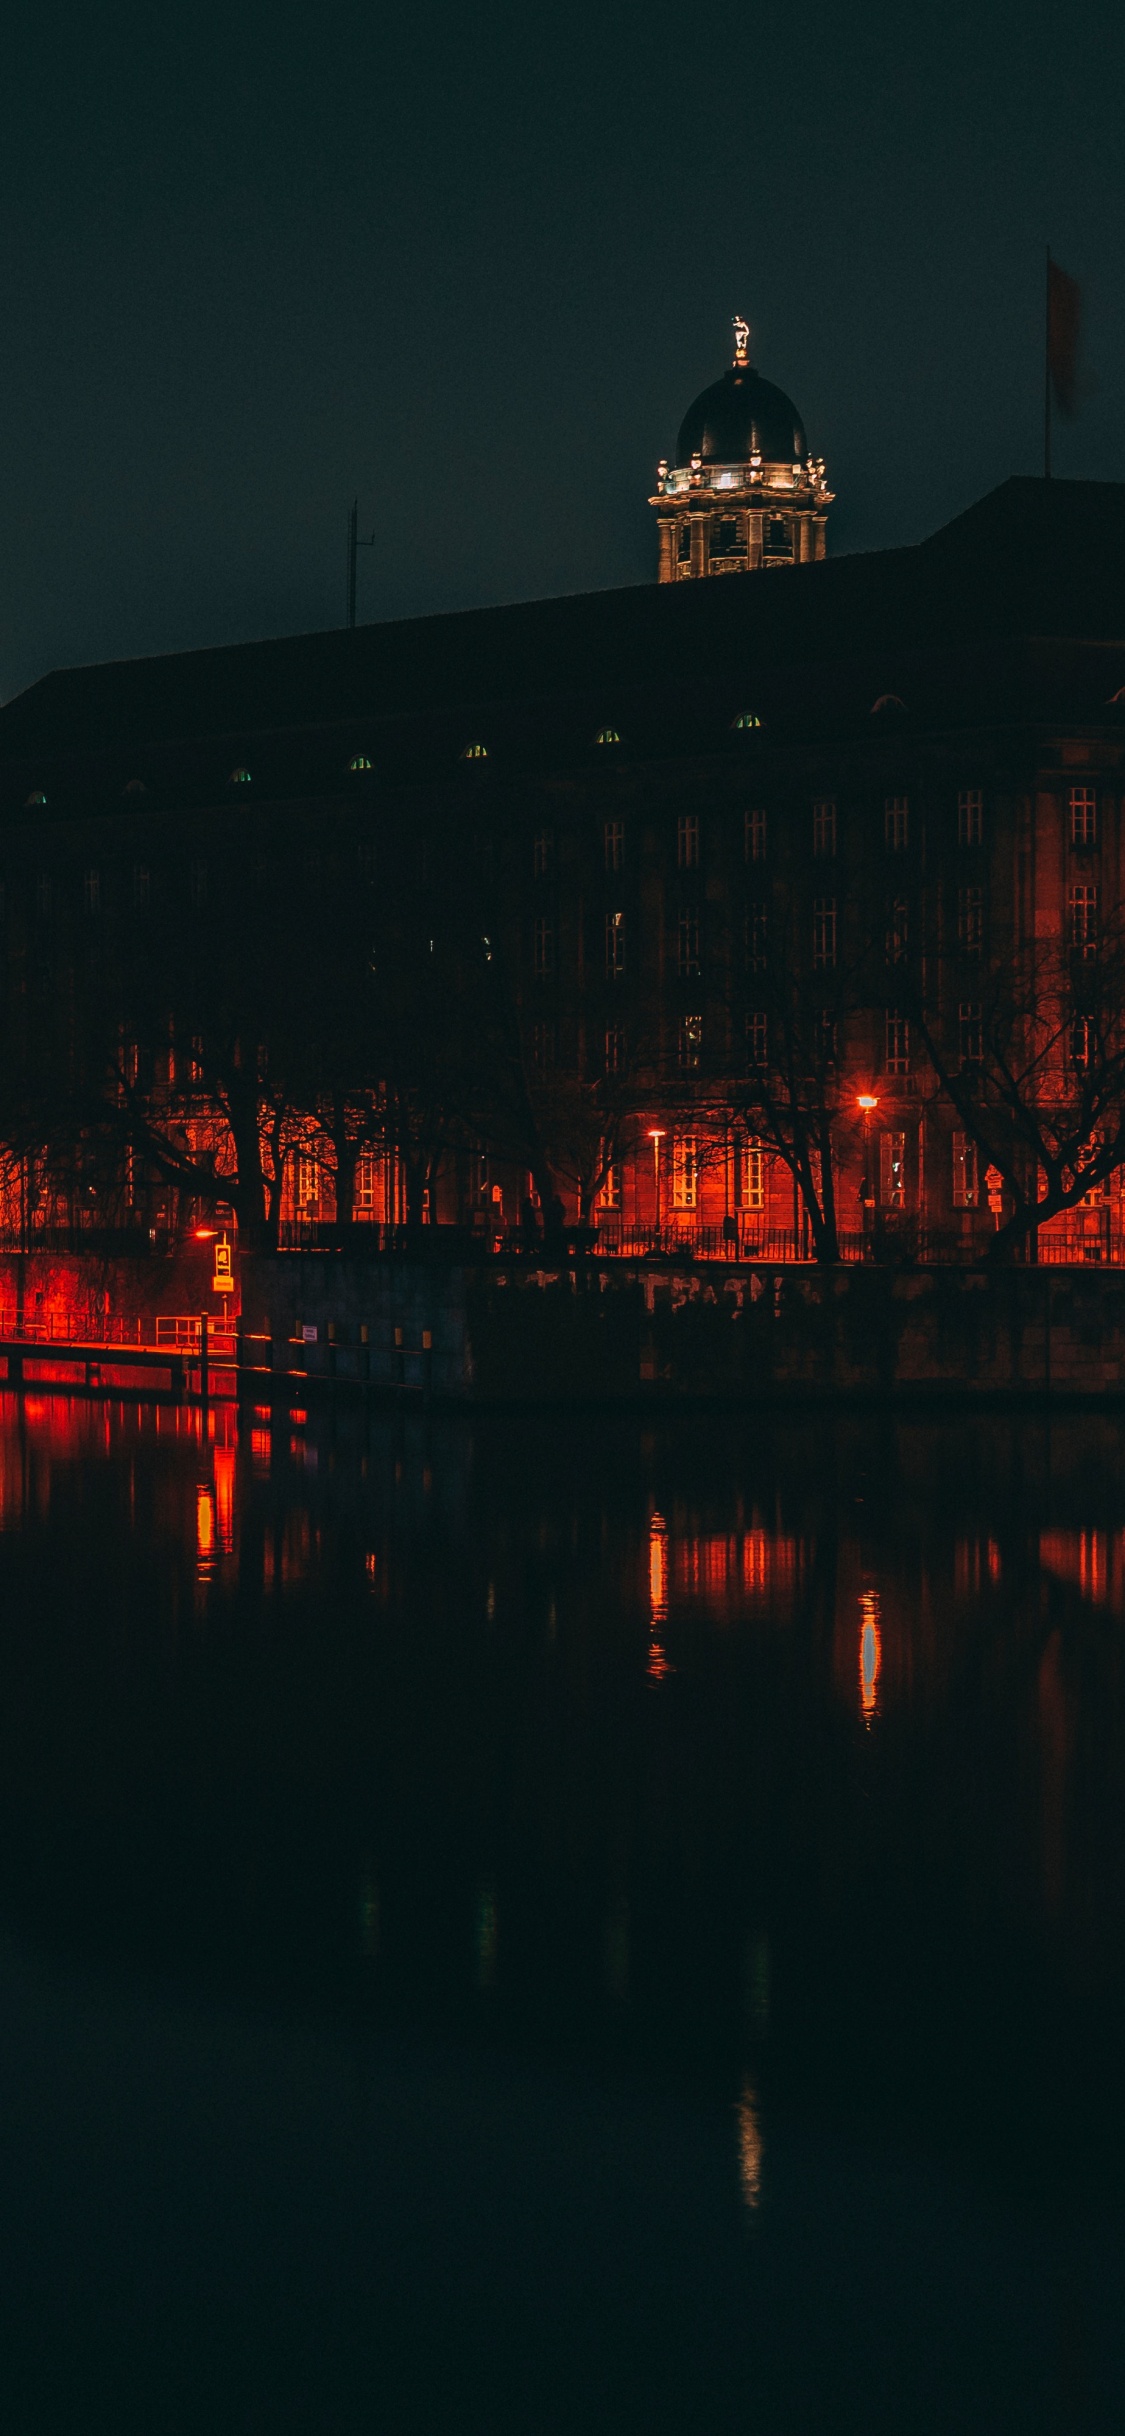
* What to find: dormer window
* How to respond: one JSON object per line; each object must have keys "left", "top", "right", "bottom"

{"left": 595, "top": 727, "right": 621, "bottom": 747}
{"left": 732, "top": 712, "right": 762, "bottom": 731}
{"left": 348, "top": 754, "right": 373, "bottom": 773}
{"left": 460, "top": 741, "right": 489, "bottom": 760}
{"left": 25, "top": 790, "right": 47, "bottom": 807}
{"left": 229, "top": 766, "right": 252, "bottom": 786}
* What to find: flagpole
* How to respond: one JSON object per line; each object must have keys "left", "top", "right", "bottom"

{"left": 1044, "top": 245, "right": 1051, "bottom": 481}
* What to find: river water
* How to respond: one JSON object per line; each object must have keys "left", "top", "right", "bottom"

{"left": 0, "top": 1391, "right": 1122, "bottom": 2432}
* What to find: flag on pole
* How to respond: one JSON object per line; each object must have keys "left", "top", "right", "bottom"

{"left": 1047, "top": 258, "right": 1082, "bottom": 419}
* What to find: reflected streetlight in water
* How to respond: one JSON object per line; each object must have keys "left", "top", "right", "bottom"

{"left": 858, "top": 1588, "right": 881, "bottom": 1723}
{"left": 648, "top": 1510, "right": 672, "bottom": 1679}
{"left": 736, "top": 2077, "right": 763, "bottom": 2210}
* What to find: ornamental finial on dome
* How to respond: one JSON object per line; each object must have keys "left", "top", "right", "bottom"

{"left": 732, "top": 315, "right": 750, "bottom": 367}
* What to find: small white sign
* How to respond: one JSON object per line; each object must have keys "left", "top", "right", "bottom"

{"left": 301, "top": 1323, "right": 318, "bottom": 1343}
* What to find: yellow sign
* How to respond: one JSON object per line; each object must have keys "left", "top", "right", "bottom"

{"left": 213, "top": 1238, "right": 235, "bottom": 1295}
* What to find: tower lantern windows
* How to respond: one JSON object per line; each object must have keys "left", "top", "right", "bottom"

{"left": 712, "top": 515, "right": 746, "bottom": 559}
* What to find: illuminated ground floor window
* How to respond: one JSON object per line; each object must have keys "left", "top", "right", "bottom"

{"left": 738, "top": 1140, "right": 765, "bottom": 1210}
{"left": 672, "top": 1133, "right": 699, "bottom": 1209}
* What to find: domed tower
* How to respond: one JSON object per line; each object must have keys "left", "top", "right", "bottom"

{"left": 650, "top": 317, "right": 833, "bottom": 582}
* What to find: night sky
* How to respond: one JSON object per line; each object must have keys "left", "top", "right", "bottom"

{"left": 0, "top": 0, "right": 1122, "bottom": 701}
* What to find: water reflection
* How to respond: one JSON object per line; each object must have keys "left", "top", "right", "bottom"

{"left": 858, "top": 1587, "right": 881, "bottom": 1723}
{"left": 0, "top": 1392, "right": 1123, "bottom": 2230}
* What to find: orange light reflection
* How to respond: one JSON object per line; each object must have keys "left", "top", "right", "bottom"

{"left": 858, "top": 1588, "right": 881, "bottom": 1724}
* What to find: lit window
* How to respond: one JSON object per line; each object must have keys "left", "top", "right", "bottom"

{"left": 1069, "top": 786, "right": 1097, "bottom": 846}
{"left": 598, "top": 1160, "right": 622, "bottom": 1210}
{"left": 25, "top": 790, "right": 46, "bottom": 807}
{"left": 732, "top": 712, "right": 763, "bottom": 731}
{"left": 880, "top": 1131, "right": 906, "bottom": 1208}
{"left": 605, "top": 910, "right": 625, "bottom": 979}
{"left": 348, "top": 754, "right": 373, "bottom": 773}
{"left": 595, "top": 727, "right": 621, "bottom": 747}
{"left": 958, "top": 788, "right": 983, "bottom": 845}
{"left": 604, "top": 1022, "right": 624, "bottom": 1074}
{"left": 745, "top": 806, "right": 766, "bottom": 860}
{"left": 678, "top": 1013, "right": 703, "bottom": 1070}
{"left": 1069, "top": 882, "right": 1098, "bottom": 956}
{"left": 677, "top": 908, "right": 700, "bottom": 976}
{"left": 747, "top": 903, "right": 767, "bottom": 971}
{"left": 677, "top": 813, "right": 700, "bottom": 868}
{"left": 887, "top": 898, "right": 908, "bottom": 963}
{"left": 746, "top": 1009, "right": 767, "bottom": 1066}
{"left": 958, "top": 884, "right": 983, "bottom": 956}
{"left": 959, "top": 1002, "right": 982, "bottom": 1063}
{"left": 604, "top": 819, "right": 624, "bottom": 871}
{"left": 533, "top": 828, "right": 552, "bottom": 878}
{"left": 1071, "top": 1015, "right": 1094, "bottom": 1071}
{"left": 461, "top": 741, "right": 489, "bottom": 760}
{"left": 533, "top": 915, "right": 553, "bottom": 978}
{"left": 812, "top": 896, "right": 836, "bottom": 968}
{"left": 885, "top": 796, "right": 909, "bottom": 851}
{"left": 812, "top": 798, "right": 836, "bottom": 857}
{"left": 672, "top": 1133, "right": 699, "bottom": 1208}
{"left": 885, "top": 1013, "right": 910, "bottom": 1075}
{"left": 229, "top": 766, "right": 252, "bottom": 785}
{"left": 952, "top": 1131, "right": 978, "bottom": 1208}
{"left": 294, "top": 1154, "right": 319, "bottom": 1214}
{"left": 355, "top": 1154, "right": 379, "bottom": 1213}
{"left": 739, "top": 1140, "right": 765, "bottom": 1211}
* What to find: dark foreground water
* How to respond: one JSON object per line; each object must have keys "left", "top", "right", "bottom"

{"left": 0, "top": 1392, "right": 1123, "bottom": 2432}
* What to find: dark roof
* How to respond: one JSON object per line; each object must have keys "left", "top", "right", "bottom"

{"left": 1, "top": 480, "right": 1124, "bottom": 772}
{"left": 675, "top": 364, "right": 808, "bottom": 468}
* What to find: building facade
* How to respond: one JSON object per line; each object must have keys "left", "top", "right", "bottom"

{"left": 0, "top": 465, "right": 1123, "bottom": 1264}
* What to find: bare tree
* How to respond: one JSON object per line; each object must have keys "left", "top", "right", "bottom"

{"left": 909, "top": 918, "right": 1125, "bottom": 1261}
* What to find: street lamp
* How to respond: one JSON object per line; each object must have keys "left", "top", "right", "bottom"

{"left": 648, "top": 1128, "right": 666, "bottom": 1238}
{"left": 857, "top": 1095, "right": 878, "bottom": 1252}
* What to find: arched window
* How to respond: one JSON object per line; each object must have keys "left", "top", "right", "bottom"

{"left": 595, "top": 727, "right": 621, "bottom": 747}
{"left": 460, "top": 741, "right": 489, "bottom": 761}
{"left": 123, "top": 778, "right": 147, "bottom": 797}
{"left": 731, "top": 712, "right": 762, "bottom": 732}
{"left": 25, "top": 790, "right": 47, "bottom": 807}
{"left": 229, "top": 766, "right": 252, "bottom": 786}
{"left": 348, "top": 754, "right": 373, "bottom": 773}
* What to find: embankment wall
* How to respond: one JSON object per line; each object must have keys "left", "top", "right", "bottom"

{"left": 5, "top": 1249, "right": 1125, "bottom": 1402}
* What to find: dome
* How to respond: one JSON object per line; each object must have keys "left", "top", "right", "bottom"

{"left": 676, "top": 366, "right": 807, "bottom": 468}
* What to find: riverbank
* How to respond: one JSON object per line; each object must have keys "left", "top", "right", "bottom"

{"left": 5, "top": 1249, "right": 1125, "bottom": 1403}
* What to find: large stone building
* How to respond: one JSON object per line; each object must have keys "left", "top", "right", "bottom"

{"left": 0, "top": 335, "right": 1123, "bottom": 1262}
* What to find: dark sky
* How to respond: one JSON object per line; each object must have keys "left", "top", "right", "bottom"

{"left": 0, "top": 0, "right": 1122, "bottom": 699}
